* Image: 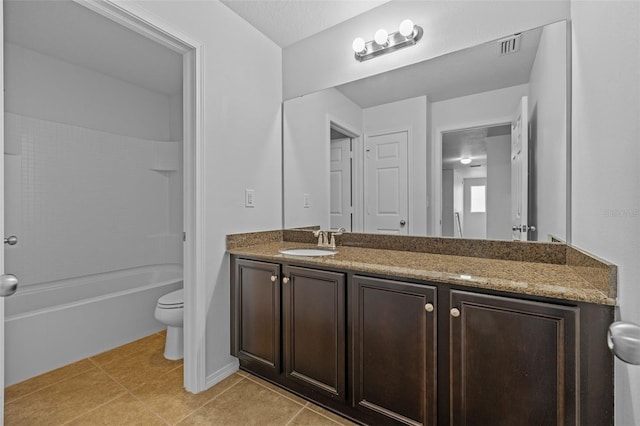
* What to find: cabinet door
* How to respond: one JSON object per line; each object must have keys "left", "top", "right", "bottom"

{"left": 283, "top": 266, "right": 346, "bottom": 400}
{"left": 450, "top": 290, "right": 578, "bottom": 426}
{"left": 353, "top": 276, "right": 437, "bottom": 426}
{"left": 231, "top": 259, "right": 281, "bottom": 374}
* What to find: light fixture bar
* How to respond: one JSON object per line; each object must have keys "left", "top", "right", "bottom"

{"left": 354, "top": 25, "right": 423, "bottom": 62}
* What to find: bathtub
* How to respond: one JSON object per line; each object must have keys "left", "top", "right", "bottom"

{"left": 5, "top": 264, "right": 183, "bottom": 386}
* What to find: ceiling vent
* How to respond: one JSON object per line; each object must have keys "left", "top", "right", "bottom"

{"left": 497, "top": 34, "right": 521, "bottom": 56}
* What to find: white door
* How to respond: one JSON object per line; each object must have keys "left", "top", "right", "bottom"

{"left": 511, "top": 96, "right": 529, "bottom": 241}
{"left": 364, "top": 131, "right": 409, "bottom": 234}
{"left": 330, "top": 138, "right": 351, "bottom": 231}
{"left": 1, "top": 3, "right": 8, "bottom": 417}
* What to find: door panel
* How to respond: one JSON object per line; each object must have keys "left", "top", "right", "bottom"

{"left": 232, "top": 259, "right": 281, "bottom": 375}
{"left": 364, "top": 132, "right": 408, "bottom": 235}
{"left": 283, "top": 266, "right": 346, "bottom": 399}
{"left": 450, "top": 290, "right": 578, "bottom": 426}
{"left": 353, "top": 276, "right": 437, "bottom": 426}
{"left": 511, "top": 96, "right": 529, "bottom": 241}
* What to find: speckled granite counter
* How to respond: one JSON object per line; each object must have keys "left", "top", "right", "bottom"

{"left": 227, "top": 230, "right": 617, "bottom": 306}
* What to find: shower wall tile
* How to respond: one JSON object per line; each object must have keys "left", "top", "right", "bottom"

{"left": 4, "top": 113, "right": 183, "bottom": 288}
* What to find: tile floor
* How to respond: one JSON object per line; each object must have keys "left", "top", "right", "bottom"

{"left": 5, "top": 331, "right": 357, "bottom": 425}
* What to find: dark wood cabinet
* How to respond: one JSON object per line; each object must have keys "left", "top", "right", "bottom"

{"left": 283, "top": 266, "right": 346, "bottom": 400}
{"left": 230, "top": 256, "right": 613, "bottom": 426}
{"left": 449, "top": 290, "right": 578, "bottom": 426}
{"left": 231, "top": 259, "right": 281, "bottom": 376}
{"left": 353, "top": 276, "right": 437, "bottom": 426}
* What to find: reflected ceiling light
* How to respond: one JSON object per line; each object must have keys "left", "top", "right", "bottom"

{"left": 352, "top": 19, "right": 423, "bottom": 62}
{"left": 460, "top": 158, "right": 472, "bottom": 165}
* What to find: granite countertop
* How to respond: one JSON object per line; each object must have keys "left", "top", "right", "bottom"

{"left": 227, "top": 235, "right": 616, "bottom": 306}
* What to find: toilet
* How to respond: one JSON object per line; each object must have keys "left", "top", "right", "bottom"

{"left": 154, "top": 288, "right": 184, "bottom": 360}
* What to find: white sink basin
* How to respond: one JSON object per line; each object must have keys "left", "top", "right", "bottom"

{"left": 279, "top": 248, "right": 338, "bottom": 256}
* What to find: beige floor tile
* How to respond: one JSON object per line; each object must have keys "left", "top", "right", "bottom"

{"left": 131, "top": 368, "right": 244, "bottom": 424}
{"left": 5, "top": 369, "right": 126, "bottom": 426}
{"left": 177, "top": 379, "right": 303, "bottom": 426}
{"left": 90, "top": 334, "right": 166, "bottom": 367}
{"left": 288, "top": 408, "right": 343, "bottom": 426}
{"left": 244, "top": 373, "right": 308, "bottom": 406}
{"left": 306, "top": 403, "right": 359, "bottom": 426}
{"left": 98, "top": 344, "right": 182, "bottom": 390}
{"left": 5, "top": 359, "right": 96, "bottom": 404}
{"left": 66, "top": 393, "right": 167, "bottom": 426}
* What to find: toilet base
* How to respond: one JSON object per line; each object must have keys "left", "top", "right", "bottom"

{"left": 164, "top": 326, "right": 183, "bottom": 360}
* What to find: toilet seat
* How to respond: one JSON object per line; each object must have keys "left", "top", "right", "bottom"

{"left": 157, "top": 289, "right": 183, "bottom": 308}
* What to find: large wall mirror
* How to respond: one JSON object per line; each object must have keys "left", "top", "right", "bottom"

{"left": 283, "top": 20, "right": 569, "bottom": 242}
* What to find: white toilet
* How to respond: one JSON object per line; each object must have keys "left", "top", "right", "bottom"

{"left": 154, "top": 288, "right": 184, "bottom": 360}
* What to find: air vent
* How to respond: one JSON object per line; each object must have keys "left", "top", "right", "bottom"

{"left": 470, "top": 164, "right": 483, "bottom": 168}
{"left": 497, "top": 34, "right": 521, "bottom": 56}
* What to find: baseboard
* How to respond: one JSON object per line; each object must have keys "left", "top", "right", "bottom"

{"left": 205, "top": 358, "right": 240, "bottom": 389}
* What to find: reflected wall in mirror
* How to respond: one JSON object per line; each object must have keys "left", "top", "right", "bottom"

{"left": 283, "top": 20, "right": 568, "bottom": 242}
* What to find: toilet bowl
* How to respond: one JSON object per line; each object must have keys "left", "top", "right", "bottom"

{"left": 154, "top": 288, "right": 184, "bottom": 360}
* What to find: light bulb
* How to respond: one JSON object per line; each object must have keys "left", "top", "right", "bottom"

{"left": 374, "top": 29, "right": 388, "bottom": 46}
{"left": 460, "top": 158, "right": 472, "bottom": 165}
{"left": 399, "top": 19, "right": 415, "bottom": 37}
{"left": 352, "top": 37, "right": 366, "bottom": 54}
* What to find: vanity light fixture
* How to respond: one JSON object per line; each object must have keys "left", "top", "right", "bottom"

{"left": 460, "top": 157, "right": 472, "bottom": 165}
{"left": 353, "top": 19, "right": 423, "bottom": 62}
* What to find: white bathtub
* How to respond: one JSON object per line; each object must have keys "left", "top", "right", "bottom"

{"left": 5, "top": 264, "right": 183, "bottom": 386}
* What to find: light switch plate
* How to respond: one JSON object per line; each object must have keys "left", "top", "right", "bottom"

{"left": 303, "top": 193, "right": 311, "bottom": 208}
{"left": 245, "top": 189, "right": 255, "bottom": 207}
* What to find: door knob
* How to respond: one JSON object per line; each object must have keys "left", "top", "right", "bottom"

{"left": 4, "top": 236, "right": 17, "bottom": 245}
{"left": 0, "top": 274, "right": 18, "bottom": 297}
{"left": 450, "top": 308, "right": 460, "bottom": 318}
{"left": 400, "top": 220, "right": 406, "bottom": 226}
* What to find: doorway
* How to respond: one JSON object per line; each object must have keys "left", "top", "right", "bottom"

{"left": 441, "top": 124, "right": 511, "bottom": 239}
{"left": 0, "top": 0, "right": 206, "bottom": 406}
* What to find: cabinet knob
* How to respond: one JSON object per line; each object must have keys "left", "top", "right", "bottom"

{"left": 450, "top": 308, "right": 460, "bottom": 318}
{"left": 282, "top": 277, "right": 290, "bottom": 284}
{"left": 425, "top": 303, "right": 434, "bottom": 313}
{"left": 270, "top": 275, "right": 277, "bottom": 282}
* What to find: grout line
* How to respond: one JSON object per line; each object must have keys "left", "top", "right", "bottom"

{"left": 285, "top": 405, "right": 307, "bottom": 426}
{"left": 306, "top": 403, "right": 351, "bottom": 425}
{"left": 126, "top": 388, "right": 172, "bottom": 426}
{"left": 172, "top": 375, "right": 247, "bottom": 425}
{"left": 244, "top": 375, "right": 307, "bottom": 407}
{"left": 61, "top": 388, "right": 129, "bottom": 425}
{"left": 5, "top": 362, "right": 97, "bottom": 405}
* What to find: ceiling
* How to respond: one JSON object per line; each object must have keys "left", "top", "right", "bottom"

{"left": 442, "top": 125, "right": 511, "bottom": 171}
{"left": 220, "top": 0, "right": 391, "bottom": 47}
{"left": 4, "top": 0, "right": 183, "bottom": 96}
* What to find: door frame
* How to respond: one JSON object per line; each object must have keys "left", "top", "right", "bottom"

{"left": 77, "top": 0, "right": 206, "bottom": 393}
{"left": 326, "top": 115, "right": 361, "bottom": 231}
{"left": 432, "top": 119, "right": 510, "bottom": 237}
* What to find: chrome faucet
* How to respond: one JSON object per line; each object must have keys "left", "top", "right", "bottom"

{"left": 313, "top": 229, "right": 344, "bottom": 249}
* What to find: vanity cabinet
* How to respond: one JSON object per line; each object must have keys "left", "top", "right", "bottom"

{"left": 231, "top": 258, "right": 347, "bottom": 400}
{"left": 352, "top": 276, "right": 437, "bottom": 426}
{"left": 230, "top": 255, "right": 613, "bottom": 426}
{"left": 449, "top": 290, "right": 578, "bottom": 425}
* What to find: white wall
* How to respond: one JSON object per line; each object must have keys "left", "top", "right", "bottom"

{"left": 430, "top": 84, "right": 529, "bottom": 234}
{"left": 528, "top": 20, "right": 567, "bottom": 241}
{"left": 363, "top": 96, "right": 428, "bottom": 235}
{"left": 570, "top": 2, "right": 640, "bottom": 425}
{"left": 486, "top": 135, "right": 511, "bottom": 240}
{"left": 284, "top": 88, "right": 362, "bottom": 229}
{"left": 5, "top": 43, "right": 173, "bottom": 141}
{"left": 283, "top": 1, "right": 569, "bottom": 99}
{"left": 121, "top": 0, "right": 283, "bottom": 381}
